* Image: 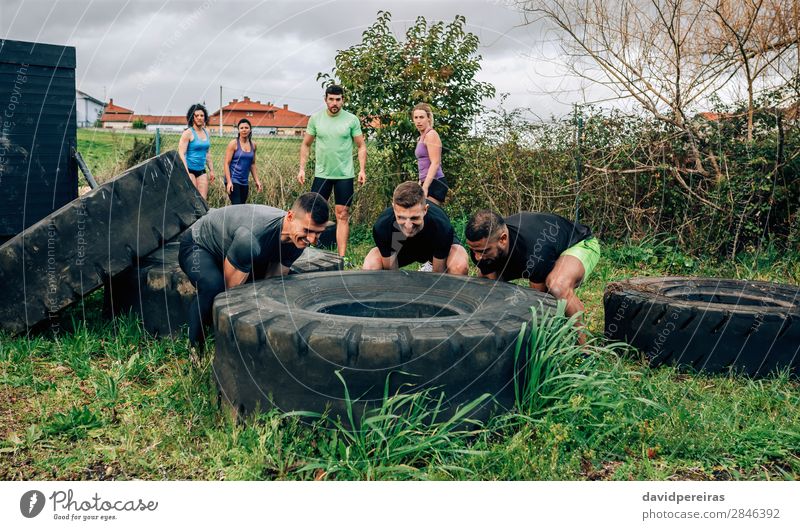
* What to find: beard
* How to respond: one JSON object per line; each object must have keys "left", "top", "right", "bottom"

{"left": 478, "top": 258, "right": 496, "bottom": 269}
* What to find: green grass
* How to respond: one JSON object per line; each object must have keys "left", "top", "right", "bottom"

{"left": 290, "top": 371, "right": 490, "bottom": 480}
{"left": 3, "top": 130, "right": 796, "bottom": 481}
{"left": 1, "top": 239, "right": 798, "bottom": 480}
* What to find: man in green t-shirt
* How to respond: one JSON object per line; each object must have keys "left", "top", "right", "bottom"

{"left": 297, "top": 85, "right": 367, "bottom": 259}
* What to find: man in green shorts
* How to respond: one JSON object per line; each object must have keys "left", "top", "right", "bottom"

{"left": 464, "top": 210, "right": 600, "bottom": 319}
{"left": 297, "top": 84, "right": 367, "bottom": 259}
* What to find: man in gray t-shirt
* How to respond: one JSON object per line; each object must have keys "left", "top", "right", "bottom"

{"left": 178, "top": 192, "right": 329, "bottom": 350}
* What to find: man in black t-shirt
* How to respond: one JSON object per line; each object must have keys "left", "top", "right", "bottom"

{"left": 464, "top": 209, "right": 600, "bottom": 319}
{"left": 362, "top": 182, "right": 468, "bottom": 274}
{"left": 178, "top": 192, "right": 329, "bottom": 350}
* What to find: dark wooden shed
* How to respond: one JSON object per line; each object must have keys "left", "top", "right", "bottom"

{"left": 0, "top": 39, "right": 78, "bottom": 243}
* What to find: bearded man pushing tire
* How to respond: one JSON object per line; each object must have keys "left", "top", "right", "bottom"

{"left": 464, "top": 209, "right": 600, "bottom": 331}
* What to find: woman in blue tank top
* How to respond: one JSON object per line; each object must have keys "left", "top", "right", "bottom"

{"left": 178, "top": 103, "right": 215, "bottom": 201}
{"left": 223, "top": 118, "right": 262, "bottom": 204}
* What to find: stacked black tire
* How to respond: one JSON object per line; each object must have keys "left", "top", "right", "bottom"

{"left": 604, "top": 277, "right": 800, "bottom": 377}
{"left": 108, "top": 243, "right": 343, "bottom": 336}
{"left": 213, "top": 271, "right": 557, "bottom": 421}
{"left": 0, "top": 151, "right": 207, "bottom": 334}
{"left": 106, "top": 241, "right": 195, "bottom": 337}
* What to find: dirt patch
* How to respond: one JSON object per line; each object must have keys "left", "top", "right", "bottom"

{"left": 0, "top": 453, "right": 36, "bottom": 480}
{"left": 82, "top": 460, "right": 122, "bottom": 480}
{"left": 0, "top": 386, "right": 34, "bottom": 438}
{"left": 667, "top": 467, "right": 712, "bottom": 480}
{"left": 581, "top": 459, "right": 622, "bottom": 480}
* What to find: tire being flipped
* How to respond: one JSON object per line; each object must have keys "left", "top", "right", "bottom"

{"left": 0, "top": 151, "right": 207, "bottom": 334}
{"left": 212, "top": 270, "right": 557, "bottom": 422}
{"left": 108, "top": 242, "right": 343, "bottom": 337}
{"left": 604, "top": 277, "right": 800, "bottom": 377}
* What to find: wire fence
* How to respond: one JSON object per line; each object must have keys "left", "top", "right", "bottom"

{"left": 156, "top": 130, "right": 306, "bottom": 211}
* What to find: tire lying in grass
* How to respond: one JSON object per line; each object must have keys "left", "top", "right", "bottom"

{"left": 212, "top": 270, "right": 557, "bottom": 421}
{"left": 108, "top": 242, "right": 343, "bottom": 336}
{"left": 0, "top": 151, "right": 207, "bottom": 334}
{"left": 604, "top": 277, "right": 800, "bottom": 377}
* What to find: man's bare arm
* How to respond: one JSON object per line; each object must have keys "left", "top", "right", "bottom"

{"left": 354, "top": 134, "right": 367, "bottom": 184}
{"left": 530, "top": 281, "right": 547, "bottom": 292}
{"left": 297, "top": 133, "right": 315, "bottom": 185}
{"left": 223, "top": 258, "right": 249, "bottom": 288}
{"left": 381, "top": 254, "right": 398, "bottom": 270}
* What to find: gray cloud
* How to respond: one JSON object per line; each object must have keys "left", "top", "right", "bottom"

{"left": 2, "top": 0, "right": 575, "bottom": 116}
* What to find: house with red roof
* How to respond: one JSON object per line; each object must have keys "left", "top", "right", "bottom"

{"left": 99, "top": 98, "right": 135, "bottom": 129}
{"left": 100, "top": 99, "right": 186, "bottom": 131}
{"left": 208, "top": 96, "right": 309, "bottom": 136}
{"left": 98, "top": 96, "right": 308, "bottom": 135}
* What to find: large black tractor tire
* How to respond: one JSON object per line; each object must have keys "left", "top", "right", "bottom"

{"left": 106, "top": 241, "right": 196, "bottom": 337}
{"left": 109, "top": 242, "right": 343, "bottom": 336}
{"left": 212, "top": 271, "right": 556, "bottom": 422}
{"left": 0, "top": 151, "right": 207, "bottom": 334}
{"left": 288, "top": 246, "right": 343, "bottom": 275}
{"left": 604, "top": 277, "right": 800, "bottom": 377}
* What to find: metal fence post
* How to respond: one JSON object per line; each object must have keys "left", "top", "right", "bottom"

{"left": 574, "top": 104, "right": 583, "bottom": 224}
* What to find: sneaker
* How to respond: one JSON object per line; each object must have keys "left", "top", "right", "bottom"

{"left": 418, "top": 261, "right": 433, "bottom": 272}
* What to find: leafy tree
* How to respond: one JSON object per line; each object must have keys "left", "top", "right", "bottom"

{"left": 320, "top": 11, "right": 495, "bottom": 194}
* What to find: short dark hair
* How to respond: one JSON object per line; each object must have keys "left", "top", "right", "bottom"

{"left": 186, "top": 103, "right": 208, "bottom": 127}
{"left": 325, "top": 84, "right": 344, "bottom": 97}
{"left": 293, "top": 192, "right": 329, "bottom": 225}
{"left": 392, "top": 181, "right": 425, "bottom": 208}
{"left": 465, "top": 209, "right": 506, "bottom": 242}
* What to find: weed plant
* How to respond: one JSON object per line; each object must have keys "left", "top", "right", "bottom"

{"left": 513, "top": 301, "right": 658, "bottom": 443}
{"left": 292, "top": 371, "right": 490, "bottom": 480}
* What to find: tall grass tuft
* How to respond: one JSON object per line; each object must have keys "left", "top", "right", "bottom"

{"left": 295, "top": 371, "right": 490, "bottom": 480}
{"left": 513, "top": 301, "right": 659, "bottom": 446}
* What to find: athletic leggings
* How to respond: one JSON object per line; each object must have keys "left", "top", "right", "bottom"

{"left": 229, "top": 183, "right": 249, "bottom": 205}
{"left": 178, "top": 233, "right": 225, "bottom": 347}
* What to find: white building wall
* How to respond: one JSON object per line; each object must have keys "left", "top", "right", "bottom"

{"left": 76, "top": 95, "right": 105, "bottom": 127}
{"left": 146, "top": 124, "right": 186, "bottom": 133}
{"left": 252, "top": 126, "right": 277, "bottom": 135}
{"left": 103, "top": 121, "right": 132, "bottom": 129}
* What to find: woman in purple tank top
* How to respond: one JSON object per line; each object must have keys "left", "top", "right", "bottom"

{"left": 412, "top": 103, "right": 449, "bottom": 205}
{"left": 223, "top": 118, "right": 262, "bottom": 205}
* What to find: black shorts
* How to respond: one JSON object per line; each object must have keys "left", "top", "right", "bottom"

{"left": 311, "top": 177, "right": 354, "bottom": 207}
{"left": 424, "top": 177, "right": 449, "bottom": 203}
{"left": 188, "top": 168, "right": 206, "bottom": 178}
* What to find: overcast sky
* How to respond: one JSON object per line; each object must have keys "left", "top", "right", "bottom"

{"left": 1, "top": 0, "right": 596, "bottom": 118}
